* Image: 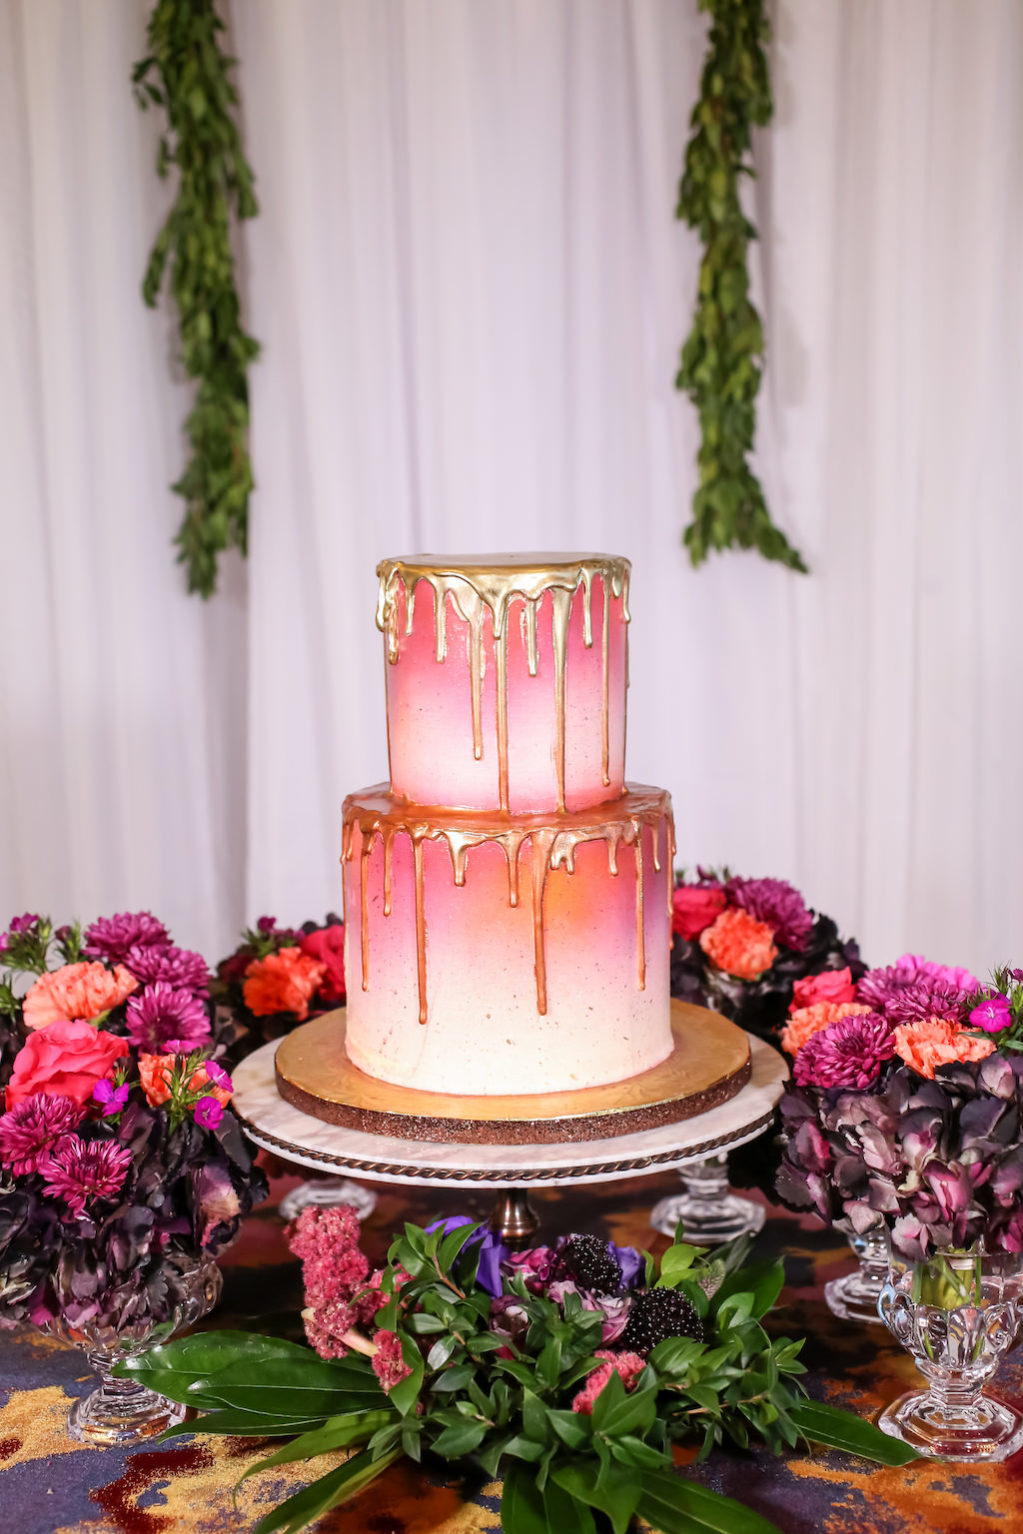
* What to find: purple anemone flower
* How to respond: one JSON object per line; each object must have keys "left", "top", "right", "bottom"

{"left": 125, "top": 982, "right": 211, "bottom": 1052}
{"left": 727, "top": 878, "right": 813, "bottom": 952}
{"left": 40, "top": 1136, "right": 133, "bottom": 1216}
{"left": 0, "top": 1094, "right": 82, "bottom": 1175}
{"left": 123, "top": 943, "right": 210, "bottom": 996}
{"left": 426, "top": 1216, "right": 508, "bottom": 1298}
{"left": 793, "top": 1012, "right": 896, "bottom": 1090}
{"left": 84, "top": 911, "right": 171, "bottom": 961}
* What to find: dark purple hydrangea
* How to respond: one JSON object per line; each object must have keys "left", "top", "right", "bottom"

{"left": 793, "top": 1012, "right": 895, "bottom": 1090}
{"left": 84, "top": 911, "right": 171, "bottom": 961}
{"left": 727, "top": 878, "right": 813, "bottom": 952}
{"left": 124, "top": 943, "right": 210, "bottom": 997}
{"left": 0, "top": 1095, "right": 82, "bottom": 1175}
{"left": 124, "top": 982, "right": 211, "bottom": 1052}
{"left": 39, "top": 1137, "right": 133, "bottom": 1217}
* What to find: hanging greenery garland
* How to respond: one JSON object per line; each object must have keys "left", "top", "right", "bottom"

{"left": 133, "top": 0, "right": 260, "bottom": 598}
{"left": 676, "top": 0, "right": 806, "bottom": 573}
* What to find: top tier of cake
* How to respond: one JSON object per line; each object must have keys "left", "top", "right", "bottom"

{"left": 376, "top": 553, "right": 630, "bottom": 814}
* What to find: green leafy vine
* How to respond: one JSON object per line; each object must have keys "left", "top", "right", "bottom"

{"left": 676, "top": 0, "right": 806, "bottom": 572}
{"left": 133, "top": 0, "right": 260, "bottom": 597}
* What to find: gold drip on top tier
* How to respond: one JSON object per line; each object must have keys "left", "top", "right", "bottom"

{"left": 342, "top": 784, "right": 674, "bottom": 1027}
{"left": 375, "top": 553, "right": 631, "bottom": 811}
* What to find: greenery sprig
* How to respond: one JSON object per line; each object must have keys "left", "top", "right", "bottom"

{"left": 676, "top": 0, "right": 806, "bottom": 573}
{"left": 133, "top": 0, "right": 260, "bottom": 598}
{"left": 120, "top": 1221, "right": 912, "bottom": 1533}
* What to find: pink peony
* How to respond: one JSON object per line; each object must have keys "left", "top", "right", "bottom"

{"left": 792, "top": 1012, "right": 896, "bottom": 1090}
{"left": 0, "top": 1094, "right": 83, "bottom": 1175}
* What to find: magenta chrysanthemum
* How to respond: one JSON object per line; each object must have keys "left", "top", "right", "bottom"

{"left": 39, "top": 1136, "right": 133, "bottom": 1216}
{"left": 0, "top": 1094, "right": 83, "bottom": 1176}
{"left": 84, "top": 911, "right": 171, "bottom": 961}
{"left": 124, "top": 982, "right": 211, "bottom": 1052}
{"left": 124, "top": 943, "right": 210, "bottom": 996}
{"left": 883, "top": 978, "right": 970, "bottom": 1026}
{"left": 793, "top": 1012, "right": 896, "bottom": 1090}
{"left": 727, "top": 878, "right": 813, "bottom": 952}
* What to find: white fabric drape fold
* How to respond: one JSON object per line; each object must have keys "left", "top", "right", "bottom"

{"left": 2, "top": 0, "right": 1020, "bottom": 974}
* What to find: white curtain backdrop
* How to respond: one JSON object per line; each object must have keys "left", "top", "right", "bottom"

{"left": 2, "top": 0, "right": 1021, "bottom": 976}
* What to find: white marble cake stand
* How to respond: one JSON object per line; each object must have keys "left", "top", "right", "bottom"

{"left": 234, "top": 1033, "right": 787, "bottom": 1242}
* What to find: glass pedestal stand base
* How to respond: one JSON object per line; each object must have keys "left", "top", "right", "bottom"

{"left": 879, "top": 1389, "right": 1023, "bottom": 1463}
{"left": 650, "top": 1153, "right": 765, "bottom": 1245}
{"left": 824, "top": 1228, "right": 888, "bottom": 1325}
{"left": 69, "top": 1367, "right": 187, "bottom": 1446}
{"left": 279, "top": 1177, "right": 378, "bottom": 1223}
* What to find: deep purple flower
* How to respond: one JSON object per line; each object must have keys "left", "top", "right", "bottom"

{"left": 727, "top": 878, "right": 813, "bottom": 952}
{"left": 92, "top": 1079, "right": 131, "bottom": 1117}
{"left": 855, "top": 957, "right": 921, "bottom": 1011}
{"left": 39, "top": 1136, "right": 133, "bottom": 1216}
{"left": 504, "top": 1246, "right": 556, "bottom": 1292}
{"left": 425, "top": 1216, "right": 508, "bottom": 1298}
{"left": 256, "top": 916, "right": 278, "bottom": 934}
{"left": 203, "top": 1060, "right": 232, "bottom": 1092}
{"left": 123, "top": 943, "right": 210, "bottom": 997}
{"left": 193, "top": 1096, "right": 224, "bottom": 1130}
{"left": 971, "top": 995, "right": 1012, "bottom": 1034}
{"left": 84, "top": 911, "right": 171, "bottom": 961}
{"left": 8, "top": 913, "right": 41, "bottom": 935}
{"left": 125, "top": 983, "right": 211, "bottom": 1052}
{"left": 793, "top": 1012, "right": 896, "bottom": 1090}
{"left": 0, "top": 1094, "right": 82, "bottom": 1175}
{"left": 884, "top": 978, "right": 970, "bottom": 1026}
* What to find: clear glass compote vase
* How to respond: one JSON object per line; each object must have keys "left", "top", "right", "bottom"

{"left": 47, "top": 1253, "right": 223, "bottom": 1446}
{"left": 825, "top": 1222, "right": 889, "bottom": 1324}
{"left": 878, "top": 1249, "right": 1023, "bottom": 1462}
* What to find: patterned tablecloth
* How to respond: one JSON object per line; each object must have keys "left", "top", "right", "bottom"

{"left": 2, "top": 1163, "right": 1022, "bottom": 1534}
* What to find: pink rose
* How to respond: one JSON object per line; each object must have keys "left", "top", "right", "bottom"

{"left": 790, "top": 967, "right": 856, "bottom": 1011}
{"left": 6, "top": 1019, "right": 130, "bottom": 1110}
{"left": 672, "top": 885, "right": 727, "bottom": 941}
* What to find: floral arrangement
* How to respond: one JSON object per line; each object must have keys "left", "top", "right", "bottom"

{"left": 776, "top": 954, "right": 1023, "bottom": 1258}
{"left": 214, "top": 915, "right": 345, "bottom": 1062}
{"left": 670, "top": 871, "right": 863, "bottom": 1043}
{"left": 122, "top": 1208, "right": 910, "bottom": 1534}
{"left": 0, "top": 912, "right": 267, "bottom": 1331}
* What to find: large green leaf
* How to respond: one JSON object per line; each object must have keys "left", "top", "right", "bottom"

{"left": 501, "top": 1459, "right": 548, "bottom": 1534}
{"left": 252, "top": 1446, "right": 401, "bottom": 1534}
{"left": 710, "top": 1260, "right": 785, "bottom": 1323}
{"left": 789, "top": 1401, "right": 917, "bottom": 1466}
{"left": 116, "top": 1331, "right": 310, "bottom": 1383}
{"left": 235, "top": 1410, "right": 396, "bottom": 1492}
{"left": 552, "top": 1459, "right": 643, "bottom": 1534}
{"left": 638, "top": 1470, "right": 782, "bottom": 1534}
{"left": 161, "top": 1410, "right": 328, "bottom": 1440}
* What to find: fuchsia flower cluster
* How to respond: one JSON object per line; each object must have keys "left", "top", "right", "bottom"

{"left": 0, "top": 911, "right": 267, "bottom": 1332}
{"left": 776, "top": 955, "right": 1023, "bottom": 1258}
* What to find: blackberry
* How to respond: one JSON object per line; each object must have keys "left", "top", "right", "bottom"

{"left": 620, "top": 1288, "right": 704, "bottom": 1355}
{"left": 556, "top": 1234, "right": 622, "bottom": 1296}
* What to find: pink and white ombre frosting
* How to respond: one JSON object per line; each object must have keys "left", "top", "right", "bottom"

{"left": 376, "top": 554, "right": 629, "bottom": 814}
{"left": 337, "top": 553, "right": 676, "bottom": 1099}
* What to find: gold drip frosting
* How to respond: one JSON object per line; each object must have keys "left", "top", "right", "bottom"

{"left": 376, "top": 554, "right": 631, "bottom": 811}
{"left": 342, "top": 783, "right": 672, "bottom": 1025}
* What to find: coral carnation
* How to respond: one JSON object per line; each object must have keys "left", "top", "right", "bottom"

{"left": 781, "top": 1002, "right": 873, "bottom": 1056}
{"left": 83, "top": 911, "right": 171, "bottom": 961}
{"left": 792, "top": 1012, "right": 895, "bottom": 1090}
{"left": 243, "top": 948, "right": 327, "bottom": 1020}
{"left": 23, "top": 962, "right": 138, "bottom": 1031}
{"left": 571, "top": 1350, "right": 647, "bottom": 1414}
{"left": 700, "top": 908, "right": 778, "bottom": 981}
{"left": 138, "top": 1053, "right": 176, "bottom": 1107}
{"left": 727, "top": 877, "right": 813, "bottom": 951}
{"left": 0, "top": 1094, "right": 82, "bottom": 1175}
{"left": 125, "top": 983, "right": 211, "bottom": 1052}
{"left": 672, "top": 885, "right": 727, "bottom": 941}
{"left": 893, "top": 1017, "right": 995, "bottom": 1080}
{"left": 39, "top": 1136, "right": 133, "bottom": 1216}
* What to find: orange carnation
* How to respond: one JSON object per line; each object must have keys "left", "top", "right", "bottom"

{"left": 243, "top": 947, "right": 327, "bottom": 1021}
{"left": 23, "top": 961, "right": 138, "bottom": 1031}
{"left": 699, "top": 908, "right": 778, "bottom": 981}
{"left": 138, "top": 1052, "right": 175, "bottom": 1106}
{"left": 781, "top": 1002, "right": 873, "bottom": 1057}
{"left": 893, "top": 1017, "right": 995, "bottom": 1080}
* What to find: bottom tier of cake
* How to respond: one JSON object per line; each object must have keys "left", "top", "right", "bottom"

{"left": 341, "top": 784, "right": 675, "bottom": 1096}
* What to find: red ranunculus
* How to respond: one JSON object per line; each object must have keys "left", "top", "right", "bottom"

{"left": 790, "top": 966, "right": 857, "bottom": 1011}
{"left": 672, "top": 885, "right": 727, "bottom": 941}
{"left": 300, "top": 925, "right": 346, "bottom": 1005}
{"left": 6, "top": 1019, "right": 130, "bottom": 1110}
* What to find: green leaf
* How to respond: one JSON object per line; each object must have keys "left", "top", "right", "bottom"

{"left": 789, "top": 1401, "right": 918, "bottom": 1466}
{"left": 659, "top": 1243, "right": 703, "bottom": 1286}
{"left": 638, "top": 1469, "right": 783, "bottom": 1534}
{"left": 501, "top": 1459, "right": 548, "bottom": 1534}
{"left": 429, "top": 1418, "right": 488, "bottom": 1458}
{"left": 711, "top": 1260, "right": 785, "bottom": 1322}
{"left": 252, "top": 1446, "right": 401, "bottom": 1534}
{"left": 551, "top": 1459, "right": 642, "bottom": 1534}
{"left": 160, "top": 1410, "right": 326, "bottom": 1440}
{"left": 235, "top": 1410, "right": 395, "bottom": 1492}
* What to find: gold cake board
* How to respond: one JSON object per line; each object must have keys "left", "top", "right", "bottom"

{"left": 274, "top": 999, "right": 750, "bottom": 1146}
